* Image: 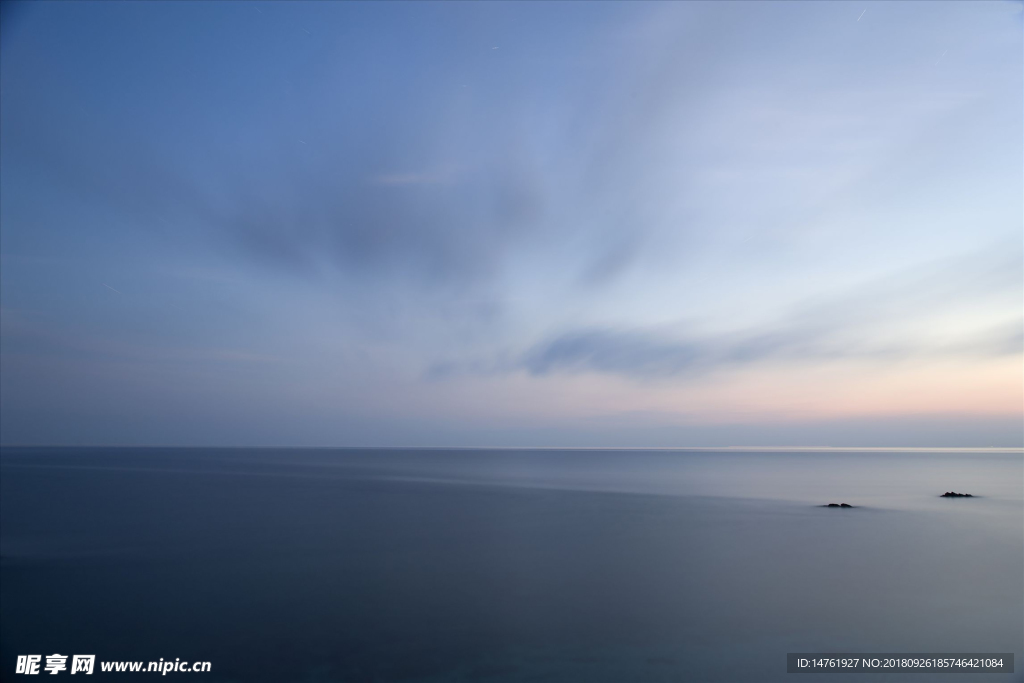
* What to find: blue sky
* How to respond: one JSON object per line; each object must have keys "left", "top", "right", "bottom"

{"left": 1, "top": 1, "right": 1021, "bottom": 447}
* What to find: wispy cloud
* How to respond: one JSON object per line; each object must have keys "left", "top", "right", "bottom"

{"left": 369, "top": 169, "right": 455, "bottom": 187}
{"left": 515, "top": 322, "right": 1021, "bottom": 380}
{"left": 432, "top": 248, "right": 1023, "bottom": 380}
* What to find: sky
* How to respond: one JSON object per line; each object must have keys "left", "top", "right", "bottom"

{"left": 1, "top": 0, "right": 1021, "bottom": 448}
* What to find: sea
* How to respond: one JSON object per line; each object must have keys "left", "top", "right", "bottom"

{"left": 1, "top": 447, "right": 1021, "bottom": 682}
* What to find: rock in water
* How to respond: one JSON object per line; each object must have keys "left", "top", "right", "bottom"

{"left": 823, "top": 503, "right": 855, "bottom": 508}
{"left": 941, "top": 491, "right": 973, "bottom": 498}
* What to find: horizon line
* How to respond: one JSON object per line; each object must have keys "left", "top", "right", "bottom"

{"left": 1, "top": 444, "right": 1022, "bottom": 453}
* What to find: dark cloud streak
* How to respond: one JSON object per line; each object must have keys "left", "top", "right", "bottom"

{"left": 518, "top": 322, "right": 1021, "bottom": 380}
{"left": 434, "top": 248, "right": 1024, "bottom": 380}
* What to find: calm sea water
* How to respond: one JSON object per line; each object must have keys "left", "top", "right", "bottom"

{"left": 1, "top": 447, "right": 1021, "bottom": 682}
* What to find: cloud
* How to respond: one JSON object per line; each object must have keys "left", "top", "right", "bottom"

{"left": 433, "top": 247, "right": 1024, "bottom": 380}
{"left": 2, "top": 2, "right": 770, "bottom": 300}
{"left": 7, "top": 0, "right": 1011, "bottom": 310}
{"left": 369, "top": 169, "right": 455, "bottom": 187}
{"left": 517, "top": 322, "right": 1021, "bottom": 380}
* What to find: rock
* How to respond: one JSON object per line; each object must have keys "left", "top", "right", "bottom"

{"left": 823, "top": 503, "right": 854, "bottom": 508}
{"left": 941, "top": 491, "right": 973, "bottom": 498}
